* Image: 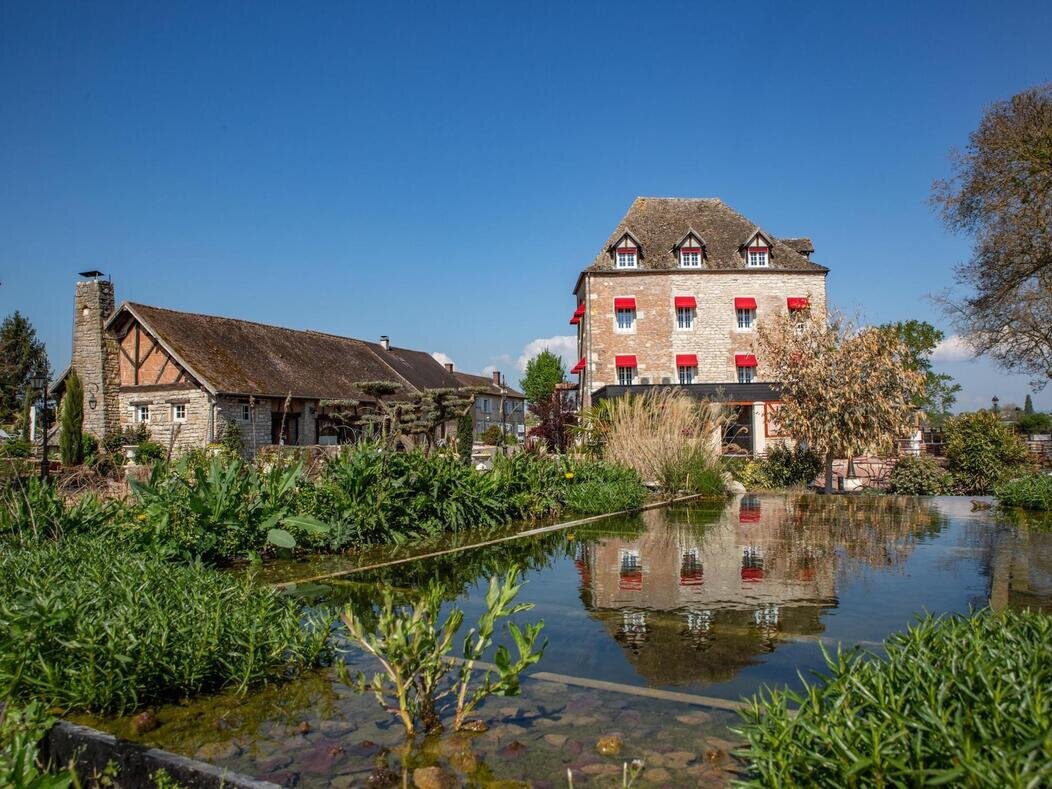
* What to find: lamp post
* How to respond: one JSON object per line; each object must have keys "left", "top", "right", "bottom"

{"left": 29, "top": 371, "right": 49, "bottom": 482}
{"left": 992, "top": 396, "right": 1000, "bottom": 414}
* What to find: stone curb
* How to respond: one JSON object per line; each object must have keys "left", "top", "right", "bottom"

{"left": 42, "top": 721, "right": 277, "bottom": 789}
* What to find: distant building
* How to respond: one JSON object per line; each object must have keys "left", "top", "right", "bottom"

{"left": 570, "top": 197, "right": 829, "bottom": 454}
{"left": 53, "top": 277, "right": 463, "bottom": 456}
{"left": 445, "top": 365, "right": 526, "bottom": 440}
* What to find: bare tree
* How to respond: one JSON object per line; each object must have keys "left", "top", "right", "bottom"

{"left": 932, "top": 83, "right": 1052, "bottom": 387}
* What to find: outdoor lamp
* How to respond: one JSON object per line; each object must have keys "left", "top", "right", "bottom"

{"left": 87, "top": 383, "right": 98, "bottom": 410}
{"left": 30, "top": 372, "right": 45, "bottom": 391}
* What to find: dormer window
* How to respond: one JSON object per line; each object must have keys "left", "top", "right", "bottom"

{"left": 616, "top": 248, "right": 638, "bottom": 269}
{"left": 680, "top": 248, "right": 702, "bottom": 268}
{"left": 747, "top": 247, "right": 769, "bottom": 268}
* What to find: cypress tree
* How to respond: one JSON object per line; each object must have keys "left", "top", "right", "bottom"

{"left": 1024, "top": 394, "right": 1034, "bottom": 415}
{"left": 60, "top": 370, "right": 84, "bottom": 466}
{"left": 457, "top": 409, "right": 474, "bottom": 464}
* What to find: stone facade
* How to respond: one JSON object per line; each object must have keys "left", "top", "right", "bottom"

{"left": 116, "top": 386, "right": 212, "bottom": 454}
{"left": 71, "top": 280, "right": 120, "bottom": 438}
{"left": 576, "top": 270, "right": 827, "bottom": 400}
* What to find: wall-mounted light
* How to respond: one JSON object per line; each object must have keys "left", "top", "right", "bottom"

{"left": 87, "top": 383, "right": 99, "bottom": 410}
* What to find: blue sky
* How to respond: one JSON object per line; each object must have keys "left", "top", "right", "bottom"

{"left": 2, "top": 1, "right": 1050, "bottom": 410}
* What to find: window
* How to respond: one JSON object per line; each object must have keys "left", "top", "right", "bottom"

{"left": 480, "top": 397, "right": 492, "bottom": 413}
{"left": 134, "top": 404, "right": 150, "bottom": 423}
{"left": 676, "top": 306, "right": 695, "bottom": 329}
{"left": 617, "top": 365, "right": 635, "bottom": 386}
{"left": 615, "top": 249, "right": 637, "bottom": 269}
{"left": 737, "top": 365, "right": 754, "bottom": 384}
{"left": 737, "top": 308, "right": 755, "bottom": 330}
{"left": 171, "top": 403, "right": 187, "bottom": 423}
{"left": 747, "top": 248, "right": 769, "bottom": 267}
{"left": 241, "top": 404, "right": 251, "bottom": 421}
{"left": 615, "top": 307, "right": 636, "bottom": 330}
{"left": 679, "top": 249, "right": 701, "bottom": 268}
{"left": 678, "top": 365, "right": 697, "bottom": 384}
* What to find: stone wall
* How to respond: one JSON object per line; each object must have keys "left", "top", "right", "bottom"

{"left": 214, "top": 396, "right": 272, "bottom": 458}
{"left": 580, "top": 270, "right": 827, "bottom": 402}
{"left": 116, "top": 386, "right": 212, "bottom": 454}
{"left": 71, "top": 280, "right": 120, "bottom": 439}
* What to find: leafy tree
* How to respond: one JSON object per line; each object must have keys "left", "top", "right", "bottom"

{"left": 932, "top": 84, "right": 1052, "bottom": 389}
{"left": 757, "top": 312, "right": 925, "bottom": 493}
{"left": 944, "top": 410, "right": 1030, "bottom": 494}
{"left": 878, "top": 320, "right": 961, "bottom": 425}
{"left": 527, "top": 388, "right": 577, "bottom": 452}
{"left": 0, "top": 312, "right": 50, "bottom": 423}
{"left": 519, "top": 350, "right": 565, "bottom": 404}
{"left": 1024, "top": 394, "right": 1034, "bottom": 415}
{"left": 60, "top": 370, "right": 84, "bottom": 466}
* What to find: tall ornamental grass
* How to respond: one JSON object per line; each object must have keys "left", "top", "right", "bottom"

{"left": 737, "top": 609, "right": 1052, "bottom": 787}
{"left": 600, "top": 390, "right": 729, "bottom": 494}
{"left": 995, "top": 472, "right": 1052, "bottom": 511}
{"left": 0, "top": 535, "right": 332, "bottom": 714}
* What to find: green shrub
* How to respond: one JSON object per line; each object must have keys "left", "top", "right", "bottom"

{"left": 0, "top": 477, "right": 124, "bottom": 540}
{"left": 0, "top": 439, "right": 31, "bottom": 459}
{"left": 0, "top": 699, "right": 72, "bottom": 787}
{"left": 563, "top": 479, "right": 647, "bottom": 514}
{"left": 80, "top": 433, "right": 98, "bottom": 466}
{"left": 944, "top": 411, "right": 1030, "bottom": 494}
{"left": 887, "top": 455, "right": 954, "bottom": 495}
{"left": 481, "top": 425, "right": 502, "bottom": 446}
{"left": 1017, "top": 412, "right": 1052, "bottom": 436}
{"left": 456, "top": 410, "right": 473, "bottom": 464}
{"left": 737, "top": 609, "right": 1052, "bottom": 787}
{"left": 763, "top": 443, "right": 822, "bottom": 487}
{"left": 134, "top": 440, "right": 165, "bottom": 464}
{"left": 0, "top": 534, "right": 332, "bottom": 714}
{"left": 59, "top": 370, "right": 83, "bottom": 467}
{"left": 995, "top": 472, "right": 1052, "bottom": 511}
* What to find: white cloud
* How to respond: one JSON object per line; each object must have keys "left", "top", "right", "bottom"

{"left": 515, "top": 335, "right": 577, "bottom": 373}
{"left": 481, "top": 364, "right": 499, "bottom": 377}
{"left": 431, "top": 351, "right": 456, "bottom": 369}
{"left": 931, "top": 335, "right": 975, "bottom": 363}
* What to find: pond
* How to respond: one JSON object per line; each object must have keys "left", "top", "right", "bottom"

{"left": 77, "top": 494, "right": 1052, "bottom": 787}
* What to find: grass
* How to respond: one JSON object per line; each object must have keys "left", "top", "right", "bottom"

{"left": 995, "top": 472, "right": 1052, "bottom": 511}
{"left": 736, "top": 609, "right": 1052, "bottom": 787}
{"left": 0, "top": 534, "right": 332, "bottom": 714}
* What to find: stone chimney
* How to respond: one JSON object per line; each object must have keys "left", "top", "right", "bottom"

{"left": 492, "top": 370, "right": 502, "bottom": 386}
{"left": 72, "top": 275, "right": 120, "bottom": 439}
{"left": 379, "top": 335, "right": 390, "bottom": 351}
{"left": 444, "top": 362, "right": 454, "bottom": 373}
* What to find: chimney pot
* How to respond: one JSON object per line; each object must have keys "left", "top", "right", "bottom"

{"left": 492, "top": 370, "right": 501, "bottom": 386}
{"left": 444, "top": 362, "right": 454, "bottom": 373}
{"left": 379, "top": 335, "right": 390, "bottom": 351}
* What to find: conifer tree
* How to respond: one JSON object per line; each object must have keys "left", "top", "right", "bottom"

{"left": 60, "top": 370, "right": 84, "bottom": 466}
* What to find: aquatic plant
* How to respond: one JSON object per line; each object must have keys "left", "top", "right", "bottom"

{"left": 737, "top": 609, "right": 1052, "bottom": 787}
{"left": 339, "top": 568, "right": 546, "bottom": 735}
{"left": 0, "top": 534, "right": 332, "bottom": 714}
{"left": 0, "top": 700, "right": 72, "bottom": 788}
{"left": 995, "top": 471, "right": 1052, "bottom": 511}
{"left": 0, "top": 475, "right": 122, "bottom": 541}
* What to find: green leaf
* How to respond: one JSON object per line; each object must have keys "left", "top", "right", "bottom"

{"left": 282, "top": 514, "right": 331, "bottom": 535}
{"left": 266, "top": 528, "right": 296, "bottom": 549}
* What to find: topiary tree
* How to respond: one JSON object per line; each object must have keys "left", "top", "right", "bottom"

{"left": 457, "top": 409, "right": 474, "bottom": 464}
{"left": 1024, "top": 394, "right": 1034, "bottom": 416}
{"left": 520, "top": 350, "right": 566, "bottom": 404}
{"left": 59, "top": 370, "right": 84, "bottom": 466}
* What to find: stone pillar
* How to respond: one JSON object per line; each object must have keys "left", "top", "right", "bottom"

{"left": 72, "top": 279, "right": 120, "bottom": 440}
{"left": 751, "top": 401, "right": 766, "bottom": 456}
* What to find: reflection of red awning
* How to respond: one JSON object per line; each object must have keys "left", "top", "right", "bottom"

{"left": 787, "top": 297, "right": 810, "bottom": 310}
{"left": 615, "top": 355, "right": 637, "bottom": 368}
{"left": 734, "top": 297, "right": 757, "bottom": 310}
{"left": 739, "top": 510, "right": 761, "bottom": 523}
{"left": 741, "top": 567, "right": 765, "bottom": 581}
{"left": 735, "top": 354, "right": 758, "bottom": 368}
{"left": 676, "top": 354, "right": 698, "bottom": 367}
{"left": 798, "top": 567, "right": 815, "bottom": 582}
{"left": 679, "top": 570, "right": 704, "bottom": 586}
{"left": 614, "top": 297, "right": 636, "bottom": 310}
{"left": 619, "top": 569, "right": 643, "bottom": 591}
{"left": 674, "top": 296, "right": 697, "bottom": 309}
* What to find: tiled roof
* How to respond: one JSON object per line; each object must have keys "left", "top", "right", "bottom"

{"left": 107, "top": 302, "right": 461, "bottom": 399}
{"left": 452, "top": 371, "right": 525, "bottom": 399}
{"left": 585, "top": 197, "right": 827, "bottom": 273}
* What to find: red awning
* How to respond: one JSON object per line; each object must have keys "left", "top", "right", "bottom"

{"left": 747, "top": 246, "right": 768, "bottom": 253}
{"left": 735, "top": 354, "right": 757, "bottom": 368}
{"left": 734, "top": 297, "right": 757, "bottom": 310}
{"left": 679, "top": 247, "right": 701, "bottom": 253}
{"left": 569, "top": 315, "right": 580, "bottom": 325}
{"left": 615, "top": 355, "right": 637, "bottom": 368}
{"left": 613, "top": 297, "right": 636, "bottom": 310}
{"left": 787, "top": 297, "right": 809, "bottom": 310}
{"left": 571, "top": 358, "right": 586, "bottom": 374}
{"left": 674, "top": 296, "right": 697, "bottom": 309}
{"left": 616, "top": 247, "right": 638, "bottom": 255}
{"left": 574, "top": 303, "right": 586, "bottom": 317}
{"left": 676, "top": 354, "right": 698, "bottom": 367}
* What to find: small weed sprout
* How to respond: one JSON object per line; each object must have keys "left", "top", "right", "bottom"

{"left": 339, "top": 568, "right": 546, "bottom": 736}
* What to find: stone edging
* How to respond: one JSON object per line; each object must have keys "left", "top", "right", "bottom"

{"left": 41, "top": 721, "right": 278, "bottom": 789}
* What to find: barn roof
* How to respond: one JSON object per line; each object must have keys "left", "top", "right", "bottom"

{"left": 105, "top": 302, "right": 461, "bottom": 400}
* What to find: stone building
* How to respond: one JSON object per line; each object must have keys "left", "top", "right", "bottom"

{"left": 570, "top": 197, "right": 829, "bottom": 454}
{"left": 53, "top": 277, "right": 463, "bottom": 456}
{"left": 445, "top": 365, "right": 526, "bottom": 440}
